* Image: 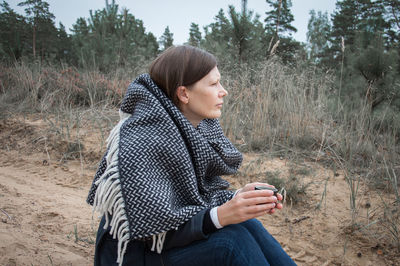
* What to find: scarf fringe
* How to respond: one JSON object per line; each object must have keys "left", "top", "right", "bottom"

{"left": 151, "top": 232, "right": 168, "bottom": 253}
{"left": 92, "top": 110, "right": 168, "bottom": 265}
{"left": 93, "top": 110, "right": 130, "bottom": 266}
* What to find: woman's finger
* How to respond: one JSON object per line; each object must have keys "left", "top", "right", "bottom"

{"left": 246, "top": 202, "right": 276, "bottom": 214}
{"left": 240, "top": 189, "right": 274, "bottom": 199}
{"left": 276, "top": 193, "right": 283, "bottom": 201}
{"left": 240, "top": 182, "right": 276, "bottom": 193}
{"left": 242, "top": 196, "right": 277, "bottom": 206}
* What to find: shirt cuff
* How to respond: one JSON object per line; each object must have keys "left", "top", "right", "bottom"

{"left": 202, "top": 209, "right": 218, "bottom": 235}
{"left": 233, "top": 189, "right": 242, "bottom": 197}
{"left": 210, "top": 207, "right": 223, "bottom": 229}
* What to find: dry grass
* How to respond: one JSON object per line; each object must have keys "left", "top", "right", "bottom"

{"left": 0, "top": 58, "right": 399, "bottom": 252}
{"left": 0, "top": 61, "right": 134, "bottom": 115}
{"left": 221, "top": 58, "right": 332, "bottom": 154}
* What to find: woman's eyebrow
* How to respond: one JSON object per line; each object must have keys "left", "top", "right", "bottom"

{"left": 211, "top": 78, "right": 220, "bottom": 84}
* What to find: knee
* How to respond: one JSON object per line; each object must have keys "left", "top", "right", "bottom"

{"left": 238, "top": 219, "right": 277, "bottom": 241}
{"left": 213, "top": 224, "right": 252, "bottom": 252}
{"left": 211, "top": 225, "right": 266, "bottom": 265}
{"left": 241, "top": 218, "right": 265, "bottom": 231}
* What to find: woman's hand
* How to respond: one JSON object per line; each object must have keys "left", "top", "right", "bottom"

{"left": 217, "top": 183, "right": 283, "bottom": 227}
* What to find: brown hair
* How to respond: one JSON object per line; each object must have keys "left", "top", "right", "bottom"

{"left": 149, "top": 45, "right": 217, "bottom": 105}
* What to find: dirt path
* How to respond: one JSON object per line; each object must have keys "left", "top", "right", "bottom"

{"left": 0, "top": 118, "right": 397, "bottom": 266}
{"left": 237, "top": 155, "right": 389, "bottom": 266}
{"left": 0, "top": 150, "right": 98, "bottom": 266}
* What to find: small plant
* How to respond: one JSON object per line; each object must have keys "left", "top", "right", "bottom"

{"left": 48, "top": 254, "right": 54, "bottom": 266}
{"left": 382, "top": 202, "right": 400, "bottom": 252}
{"left": 261, "top": 171, "right": 310, "bottom": 205}
{"left": 43, "top": 110, "right": 85, "bottom": 161}
{"left": 315, "top": 175, "right": 330, "bottom": 211}
{"left": 261, "top": 171, "right": 285, "bottom": 189}
{"left": 68, "top": 224, "right": 95, "bottom": 245}
{"left": 345, "top": 172, "right": 361, "bottom": 223}
{"left": 383, "top": 159, "right": 399, "bottom": 203}
{"left": 284, "top": 175, "right": 311, "bottom": 205}
{"left": 289, "top": 165, "right": 312, "bottom": 176}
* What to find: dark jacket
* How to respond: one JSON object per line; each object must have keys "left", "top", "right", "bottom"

{"left": 95, "top": 209, "right": 209, "bottom": 266}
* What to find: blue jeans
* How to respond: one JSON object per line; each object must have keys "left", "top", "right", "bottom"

{"left": 163, "top": 219, "right": 296, "bottom": 266}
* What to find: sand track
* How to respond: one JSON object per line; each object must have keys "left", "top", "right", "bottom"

{"left": 0, "top": 151, "right": 98, "bottom": 266}
{"left": 0, "top": 117, "right": 397, "bottom": 266}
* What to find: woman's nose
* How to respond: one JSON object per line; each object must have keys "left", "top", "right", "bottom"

{"left": 219, "top": 86, "right": 228, "bottom": 97}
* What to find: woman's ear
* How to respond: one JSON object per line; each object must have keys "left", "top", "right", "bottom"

{"left": 176, "top": 86, "right": 189, "bottom": 104}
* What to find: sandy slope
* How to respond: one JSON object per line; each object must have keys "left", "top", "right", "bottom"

{"left": 0, "top": 149, "right": 98, "bottom": 266}
{"left": 0, "top": 117, "right": 397, "bottom": 266}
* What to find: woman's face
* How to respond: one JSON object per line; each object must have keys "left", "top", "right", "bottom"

{"left": 179, "top": 66, "right": 228, "bottom": 127}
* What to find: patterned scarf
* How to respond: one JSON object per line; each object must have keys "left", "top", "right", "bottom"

{"left": 87, "top": 74, "right": 242, "bottom": 265}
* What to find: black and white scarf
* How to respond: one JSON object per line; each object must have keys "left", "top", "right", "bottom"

{"left": 87, "top": 74, "right": 242, "bottom": 265}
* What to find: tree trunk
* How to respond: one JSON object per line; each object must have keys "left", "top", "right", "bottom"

{"left": 275, "top": 0, "right": 282, "bottom": 39}
{"left": 33, "top": 24, "right": 36, "bottom": 58}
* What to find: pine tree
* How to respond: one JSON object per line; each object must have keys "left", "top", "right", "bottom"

{"left": 264, "top": 0, "right": 297, "bottom": 38}
{"left": 382, "top": 0, "right": 400, "bottom": 74}
{"left": 351, "top": 34, "right": 399, "bottom": 112}
{"left": 330, "top": 0, "right": 399, "bottom": 115}
{"left": 56, "top": 22, "right": 72, "bottom": 62}
{"left": 86, "top": 0, "right": 119, "bottom": 70}
{"left": 330, "top": 0, "right": 360, "bottom": 58}
{"left": 70, "top": 17, "right": 89, "bottom": 66}
{"left": 385, "top": 0, "right": 400, "bottom": 31}
{"left": 159, "top": 26, "right": 174, "bottom": 51}
{"left": 18, "top": 0, "right": 57, "bottom": 59}
{"left": 203, "top": 8, "right": 233, "bottom": 65}
{"left": 383, "top": 0, "right": 400, "bottom": 44}
{"left": 306, "top": 10, "right": 331, "bottom": 64}
{"left": 203, "top": 3, "right": 266, "bottom": 67}
{"left": 145, "top": 32, "right": 159, "bottom": 58}
{"left": 229, "top": 5, "right": 250, "bottom": 64}
{"left": 331, "top": 0, "right": 388, "bottom": 57}
{"left": 0, "top": 1, "right": 29, "bottom": 60}
{"left": 203, "top": 8, "right": 231, "bottom": 49}
{"left": 264, "top": 0, "right": 300, "bottom": 64}
{"left": 188, "top": 23, "right": 201, "bottom": 47}
{"left": 70, "top": 0, "right": 158, "bottom": 71}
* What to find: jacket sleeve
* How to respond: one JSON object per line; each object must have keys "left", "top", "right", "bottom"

{"left": 163, "top": 208, "right": 209, "bottom": 250}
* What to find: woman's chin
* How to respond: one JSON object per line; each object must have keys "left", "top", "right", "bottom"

{"left": 207, "top": 110, "right": 222, "bottom": 119}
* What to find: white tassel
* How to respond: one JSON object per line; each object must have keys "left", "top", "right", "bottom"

{"left": 156, "top": 232, "right": 167, "bottom": 253}
{"left": 117, "top": 228, "right": 130, "bottom": 265}
{"left": 94, "top": 110, "right": 169, "bottom": 264}
{"left": 151, "top": 235, "right": 156, "bottom": 251}
{"left": 119, "top": 109, "right": 131, "bottom": 120}
{"left": 150, "top": 232, "right": 168, "bottom": 254}
{"left": 92, "top": 110, "right": 131, "bottom": 266}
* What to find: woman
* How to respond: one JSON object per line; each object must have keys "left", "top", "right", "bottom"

{"left": 87, "top": 45, "right": 296, "bottom": 266}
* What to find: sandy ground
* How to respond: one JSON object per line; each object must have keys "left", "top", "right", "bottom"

{"left": 0, "top": 117, "right": 398, "bottom": 266}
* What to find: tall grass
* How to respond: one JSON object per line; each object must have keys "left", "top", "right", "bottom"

{"left": 1, "top": 57, "right": 399, "bottom": 250}
{"left": 0, "top": 60, "right": 130, "bottom": 163}
{"left": 219, "top": 58, "right": 399, "bottom": 173}
{"left": 0, "top": 60, "right": 137, "bottom": 115}
{"left": 221, "top": 58, "right": 333, "bottom": 154}
{"left": 218, "top": 58, "right": 399, "bottom": 251}
{"left": 1, "top": 58, "right": 398, "bottom": 172}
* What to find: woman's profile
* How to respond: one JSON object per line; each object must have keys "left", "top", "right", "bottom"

{"left": 87, "top": 45, "right": 296, "bottom": 266}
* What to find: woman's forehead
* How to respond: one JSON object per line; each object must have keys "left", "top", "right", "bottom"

{"left": 206, "top": 67, "right": 220, "bottom": 80}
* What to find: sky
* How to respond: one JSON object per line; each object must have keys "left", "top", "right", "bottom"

{"left": 8, "top": 0, "right": 338, "bottom": 44}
